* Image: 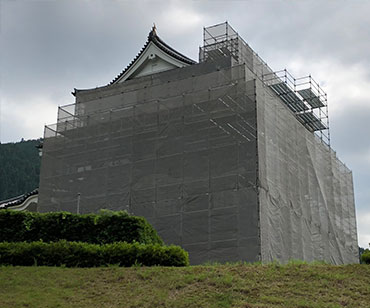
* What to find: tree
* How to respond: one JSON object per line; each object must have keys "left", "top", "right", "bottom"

{"left": 0, "top": 139, "right": 41, "bottom": 200}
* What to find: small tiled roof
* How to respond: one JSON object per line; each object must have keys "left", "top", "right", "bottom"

{"left": 109, "top": 27, "right": 196, "bottom": 85}
{"left": 0, "top": 189, "right": 38, "bottom": 210}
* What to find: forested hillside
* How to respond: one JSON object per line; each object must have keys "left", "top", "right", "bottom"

{"left": 0, "top": 139, "right": 41, "bottom": 200}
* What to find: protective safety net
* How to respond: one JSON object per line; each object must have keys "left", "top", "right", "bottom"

{"left": 257, "top": 78, "right": 358, "bottom": 264}
{"left": 39, "top": 60, "right": 261, "bottom": 264}
{"left": 39, "top": 22, "right": 358, "bottom": 264}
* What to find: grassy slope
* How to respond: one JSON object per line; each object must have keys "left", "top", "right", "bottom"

{"left": 0, "top": 264, "right": 369, "bottom": 308}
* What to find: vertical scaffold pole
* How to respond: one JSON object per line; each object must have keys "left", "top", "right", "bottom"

{"left": 77, "top": 192, "right": 81, "bottom": 214}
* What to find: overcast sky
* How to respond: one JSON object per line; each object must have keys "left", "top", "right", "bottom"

{"left": 1, "top": 0, "right": 369, "bottom": 248}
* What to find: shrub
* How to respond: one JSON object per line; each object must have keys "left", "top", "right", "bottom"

{"left": 361, "top": 250, "right": 370, "bottom": 264}
{"left": 0, "top": 241, "right": 189, "bottom": 267}
{"left": 0, "top": 210, "right": 163, "bottom": 245}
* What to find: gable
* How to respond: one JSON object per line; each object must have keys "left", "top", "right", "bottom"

{"left": 118, "top": 42, "right": 188, "bottom": 82}
{"left": 110, "top": 28, "right": 196, "bottom": 85}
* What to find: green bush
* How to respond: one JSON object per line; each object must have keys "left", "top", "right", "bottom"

{"left": 0, "top": 240, "right": 189, "bottom": 267}
{"left": 361, "top": 250, "right": 370, "bottom": 264}
{"left": 0, "top": 210, "right": 163, "bottom": 245}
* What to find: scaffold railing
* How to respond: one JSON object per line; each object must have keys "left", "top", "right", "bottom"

{"left": 200, "top": 21, "right": 330, "bottom": 146}
{"left": 43, "top": 64, "right": 258, "bottom": 145}
{"left": 200, "top": 21, "right": 275, "bottom": 79}
{"left": 45, "top": 22, "right": 329, "bottom": 146}
{"left": 262, "top": 69, "right": 330, "bottom": 146}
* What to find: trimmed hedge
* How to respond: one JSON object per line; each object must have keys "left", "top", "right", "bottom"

{"left": 0, "top": 210, "right": 163, "bottom": 245}
{"left": 0, "top": 240, "right": 189, "bottom": 267}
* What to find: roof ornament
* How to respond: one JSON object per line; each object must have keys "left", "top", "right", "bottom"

{"left": 149, "top": 23, "right": 157, "bottom": 40}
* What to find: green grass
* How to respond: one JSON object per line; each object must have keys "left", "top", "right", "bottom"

{"left": 0, "top": 263, "right": 369, "bottom": 307}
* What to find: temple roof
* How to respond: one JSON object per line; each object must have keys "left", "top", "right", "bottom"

{"left": 0, "top": 189, "right": 38, "bottom": 210}
{"left": 110, "top": 26, "right": 196, "bottom": 85}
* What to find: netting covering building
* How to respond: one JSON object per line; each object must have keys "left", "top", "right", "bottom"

{"left": 38, "top": 23, "right": 358, "bottom": 264}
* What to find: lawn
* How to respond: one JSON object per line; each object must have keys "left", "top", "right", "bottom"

{"left": 0, "top": 263, "right": 369, "bottom": 308}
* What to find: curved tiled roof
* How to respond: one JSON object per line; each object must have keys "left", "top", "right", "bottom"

{"left": 109, "top": 28, "right": 196, "bottom": 85}
{"left": 0, "top": 189, "right": 38, "bottom": 209}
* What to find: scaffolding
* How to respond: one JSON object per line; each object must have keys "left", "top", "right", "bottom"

{"left": 200, "top": 22, "right": 330, "bottom": 146}
{"left": 40, "top": 60, "right": 263, "bottom": 264}
{"left": 44, "top": 102, "right": 135, "bottom": 139}
{"left": 39, "top": 22, "right": 358, "bottom": 264}
{"left": 263, "top": 70, "right": 330, "bottom": 146}
{"left": 44, "top": 103, "right": 82, "bottom": 138}
{"left": 200, "top": 22, "right": 239, "bottom": 63}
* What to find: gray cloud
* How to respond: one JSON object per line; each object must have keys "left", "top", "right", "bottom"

{"left": 1, "top": 0, "right": 369, "bottom": 247}
{"left": 330, "top": 105, "right": 370, "bottom": 216}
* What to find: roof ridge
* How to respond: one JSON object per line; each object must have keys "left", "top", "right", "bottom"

{"left": 151, "top": 33, "right": 196, "bottom": 64}
{"left": 0, "top": 188, "right": 39, "bottom": 209}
